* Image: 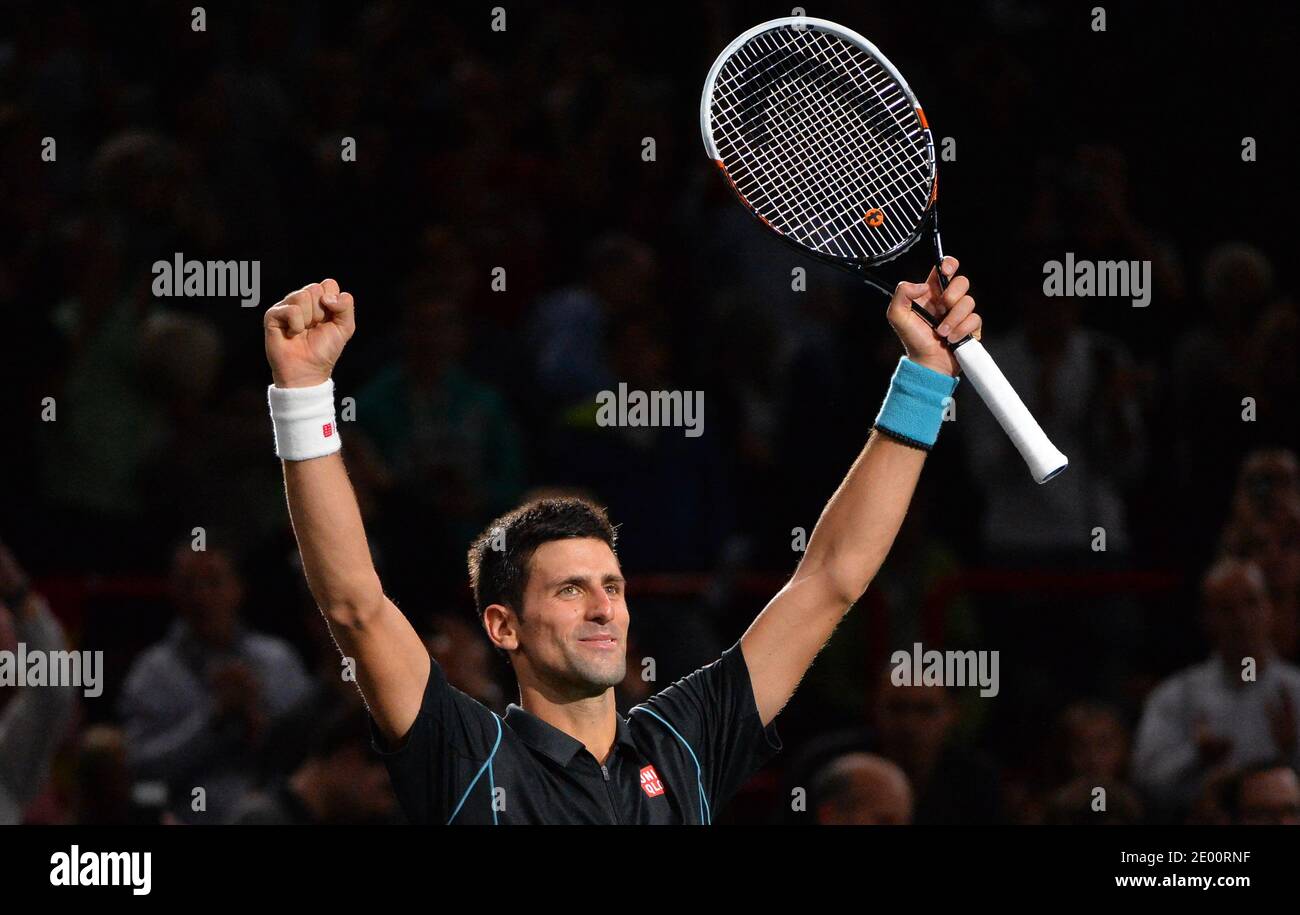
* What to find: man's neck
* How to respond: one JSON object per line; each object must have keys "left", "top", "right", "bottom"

{"left": 519, "top": 685, "right": 619, "bottom": 765}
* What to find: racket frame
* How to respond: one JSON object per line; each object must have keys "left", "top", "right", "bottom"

{"left": 701, "top": 16, "right": 940, "bottom": 279}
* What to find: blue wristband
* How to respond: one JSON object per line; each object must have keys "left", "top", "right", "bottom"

{"left": 873, "top": 357, "right": 959, "bottom": 450}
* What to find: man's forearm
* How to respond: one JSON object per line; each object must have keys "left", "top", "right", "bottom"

{"left": 282, "top": 453, "right": 383, "bottom": 625}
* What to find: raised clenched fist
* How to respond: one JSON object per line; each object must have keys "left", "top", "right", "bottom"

{"left": 263, "top": 279, "right": 356, "bottom": 388}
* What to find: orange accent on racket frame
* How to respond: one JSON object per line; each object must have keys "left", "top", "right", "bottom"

{"left": 715, "top": 159, "right": 749, "bottom": 208}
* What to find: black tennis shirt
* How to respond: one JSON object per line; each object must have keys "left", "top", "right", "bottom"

{"left": 371, "top": 641, "right": 781, "bottom": 824}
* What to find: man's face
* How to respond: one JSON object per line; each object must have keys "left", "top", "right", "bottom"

{"left": 1238, "top": 512, "right": 1300, "bottom": 594}
{"left": 171, "top": 548, "right": 243, "bottom": 648}
{"left": 1236, "top": 768, "right": 1300, "bottom": 825}
{"left": 1204, "top": 563, "right": 1273, "bottom": 662}
{"left": 509, "top": 538, "right": 629, "bottom": 699}
{"left": 876, "top": 683, "right": 955, "bottom": 773}
{"left": 1067, "top": 713, "right": 1127, "bottom": 780}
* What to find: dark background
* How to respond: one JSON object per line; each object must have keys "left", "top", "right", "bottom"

{"left": 1, "top": 0, "right": 1297, "bottom": 824}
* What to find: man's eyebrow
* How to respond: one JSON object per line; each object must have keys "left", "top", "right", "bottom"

{"left": 545, "top": 573, "right": 626, "bottom": 588}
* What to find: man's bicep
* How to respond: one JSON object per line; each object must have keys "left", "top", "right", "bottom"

{"left": 740, "top": 574, "right": 843, "bottom": 726}
{"left": 327, "top": 595, "right": 431, "bottom": 746}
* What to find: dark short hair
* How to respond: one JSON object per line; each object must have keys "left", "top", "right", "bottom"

{"left": 466, "top": 497, "right": 617, "bottom": 622}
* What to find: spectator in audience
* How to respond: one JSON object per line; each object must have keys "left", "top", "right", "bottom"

{"left": 1132, "top": 558, "right": 1300, "bottom": 818}
{"left": 1172, "top": 244, "right": 1274, "bottom": 427}
{"left": 425, "top": 612, "right": 505, "bottom": 711}
{"left": 353, "top": 276, "right": 525, "bottom": 590}
{"left": 559, "top": 315, "right": 735, "bottom": 571}
{"left": 1175, "top": 241, "right": 1263, "bottom": 395}
{"left": 811, "top": 752, "right": 914, "bottom": 825}
{"left": 1008, "top": 701, "right": 1133, "bottom": 824}
{"left": 1186, "top": 765, "right": 1236, "bottom": 825}
{"left": 68, "top": 725, "right": 132, "bottom": 825}
{"left": 1220, "top": 760, "right": 1300, "bottom": 825}
{"left": 230, "top": 704, "right": 396, "bottom": 825}
{"left": 1220, "top": 452, "right": 1300, "bottom": 658}
{"left": 1033, "top": 701, "right": 1141, "bottom": 824}
{"left": 1169, "top": 245, "right": 1279, "bottom": 552}
{"left": 118, "top": 542, "right": 311, "bottom": 823}
{"left": 0, "top": 543, "right": 77, "bottom": 824}
{"left": 1242, "top": 300, "right": 1300, "bottom": 453}
{"left": 37, "top": 130, "right": 218, "bottom": 566}
{"left": 872, "top": 673, "right": 1003, "bottom": 825}
{"left": 961, "top": 286, "right": 1147, "bottom": 558}
{"left": 528, "top": 234, "right": 657, "bottom": 409}
{"left": 1042, "top": 778, "right": 1143, "bottom": 825}
{"left": 1060, "top": 701, "right": 1131, "bottom": 783}
{"left": 137, "top": 311, "right": 289, "bottom": 550}
{"left": 1226, "top": 449, "right": 1300, "bottom": 528}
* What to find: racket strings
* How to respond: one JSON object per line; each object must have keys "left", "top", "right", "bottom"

{"left": 745, "top": 31, "right": 926, "bottom": 251}
{"left": 751, "top": 31, "right": 925, "bottom": 206}
{"left": 758, "top": 46, "right": 922, "bottom": 250}
{"left": 714, "top": 37, "right": 875, "bottom": 235}
{"left": 723, "top": 28, "right": 929, "bottom": 246}
{"left": 709, "top": 25, "right": 935, "bottom": 261}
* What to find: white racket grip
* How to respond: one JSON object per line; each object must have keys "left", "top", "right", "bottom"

{"left": 953, "top": 339, "right": 1068, "bottom": 484}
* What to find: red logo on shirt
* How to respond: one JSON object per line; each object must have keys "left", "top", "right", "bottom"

{"left": 322, "top": 422, "right": 334, "bottom": 438}
{"left": 639, "top": 765, "right": 665, "bottom": 798}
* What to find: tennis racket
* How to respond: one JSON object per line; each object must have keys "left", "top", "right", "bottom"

{"left": 701, "top": 16, "right": 1068, "bottom": 484}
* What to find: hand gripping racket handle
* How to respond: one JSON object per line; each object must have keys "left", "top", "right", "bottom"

{"left": 909, "top": 299, "right": 1068, "bottom": 484}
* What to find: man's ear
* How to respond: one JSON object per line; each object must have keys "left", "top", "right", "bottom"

{"left": 483, "top": 603, "right": 519, "bottom": 652}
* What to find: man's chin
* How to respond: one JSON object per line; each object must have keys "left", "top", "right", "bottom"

{"left": 567, "top": 654, "right": 627, "bottom": 693}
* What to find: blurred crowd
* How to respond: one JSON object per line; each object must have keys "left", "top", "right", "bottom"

{"left": 1, "top": 1, "right": 1297, "bottom": 824}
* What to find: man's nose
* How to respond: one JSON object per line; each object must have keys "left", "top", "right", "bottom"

{"left": 588, "top": 594, "right": 615, "bottom": 620}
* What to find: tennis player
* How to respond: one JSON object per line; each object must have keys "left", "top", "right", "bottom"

{"left": 263, "top": 257, "right": 980, "bottom": 824}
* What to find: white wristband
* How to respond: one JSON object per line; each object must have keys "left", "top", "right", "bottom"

{"left": 268, "top": 379, "right": 341, "bottom": 461}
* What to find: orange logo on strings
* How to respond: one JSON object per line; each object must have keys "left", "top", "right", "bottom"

{"left": 864, "top": 208, "right": 885, "bottom": 227}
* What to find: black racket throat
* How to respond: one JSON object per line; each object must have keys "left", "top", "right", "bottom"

{"left": 845, "top": 206, "right": 974, "bottom": 353}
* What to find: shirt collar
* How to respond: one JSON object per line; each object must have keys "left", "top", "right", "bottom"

{"left": 503, "top": 703, "right": 638, "bottom": 766}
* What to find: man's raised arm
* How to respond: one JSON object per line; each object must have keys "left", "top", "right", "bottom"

{"left": 741, "top": 257, "right": 980, "bottom": 726}
{"left": 264, "top": 279, "right": 429, "bottom": 744}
